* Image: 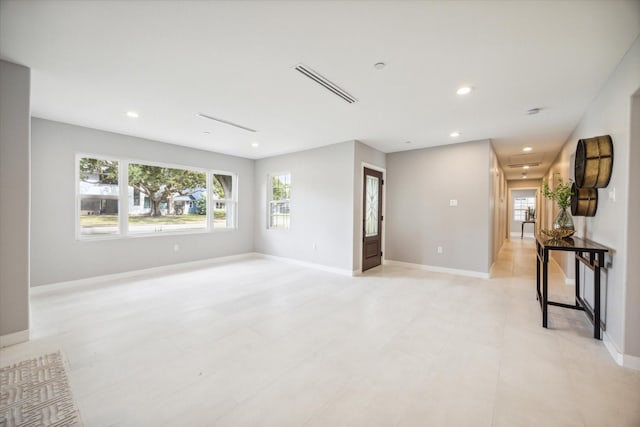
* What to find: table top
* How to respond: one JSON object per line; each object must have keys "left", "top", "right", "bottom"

{"left": 536, "top": 234, "right": 609, "bottom": 252}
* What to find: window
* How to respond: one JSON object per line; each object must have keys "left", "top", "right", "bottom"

{"left": 212, "top": 173, "right": 237, "bottom": 229}
{"left": 128, "top": 163, "right": 207, "bottom": 234}
{"left": 269, "top": 173, "right": 290, "bottom": 229}
{"left": 77, "top": 155, "right": 238, "bottom": 239}
{"left": 514, "top": 197, "right": 536, "bottom": 221}
{"left": 78, "top": 157, "right": 119, "bottom": 236}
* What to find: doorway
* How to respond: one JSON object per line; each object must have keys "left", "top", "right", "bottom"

{"left": 362, "top": 167, "right": 383, "bottom": 271}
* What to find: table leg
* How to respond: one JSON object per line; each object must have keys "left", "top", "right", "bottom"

{"left": 542, "top": 250, "right": 549, "bottom": 328}
{"left": 575, "top": 253, "right": 580, "bottom": 306}
{"left": 521, "top": 222, "right": 524, "bottom": 239}
{"left": 594, "top": 256, "right": 602, "bottom": 339}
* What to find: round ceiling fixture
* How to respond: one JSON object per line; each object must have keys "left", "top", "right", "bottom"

{"left": 450, "top": 131, "right": 460, "bottom": 138}
{"left": 456, "top": 86, "right": 473, "bottom": 95}
{"left": 374, "top": 62, "right": 386, "bottom": 70}
{"left": 251, "top": 142, "right": 259, "bottom": 148}
{"left": 522, "top": 146, "right": 533, "bottom": 152}
{"left": 523, "top": 165, "right": 530, "bottom": 169}
{"left": 126, "top": 111, "right": 139, "bottom": 118}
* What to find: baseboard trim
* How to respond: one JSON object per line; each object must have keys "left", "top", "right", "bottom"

{"left": 33, "top": 253, "right": 258, "bottom": 293}
{"left": 383, "top": 259, "right": 490, "bottom": 279}
{"left": 253, "top": 253, "right": 353, "bottom": 277}
{"left": 603, "top": 333, "right": 640, "bottom": 370}
{"left": 0, "top": 329, "right": 29, "bottom": 348}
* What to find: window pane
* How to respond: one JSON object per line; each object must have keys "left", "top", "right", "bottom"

{"left": 213, "top": 201, "right": 236, "bottom": 229}
{"left": 213, "top": 174, "right": 233, "bottom": 199}
{"left": 270, "top": 201, "right": 290, "bottom": 229}
{"left": 269, "top": 174, "right": 290, "bottom": 229}
{"left": 128, "top": 163, "right": 206, "bottom": 234}
{"left": 79, "top": 158, "right": 119, "bottom": 235}
{"left": 365, "top": 175, "right": 379, "bottom": 237}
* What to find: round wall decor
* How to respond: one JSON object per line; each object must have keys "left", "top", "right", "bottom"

{"left": 574, "top": 135, "right": 613, "bottom": 188}
{"left": 571, "top": 183, "right": 598, "bottom": 217}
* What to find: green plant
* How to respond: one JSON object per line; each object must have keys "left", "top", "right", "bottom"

{"left": 542, "top": 177, "right": 573, "bottom": 209}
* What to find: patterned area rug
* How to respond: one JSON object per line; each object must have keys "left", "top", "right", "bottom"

{"left": 0, "top": 352, "right": 82, "bottom": 427}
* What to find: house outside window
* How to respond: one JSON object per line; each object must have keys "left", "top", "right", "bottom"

{"left": 212, "top": 173, "right": 237, "bottom": 229}
{"left": 78, "top": 157, "right": 120, "bottom": 236}
{"left": 269, "top": 173, "right": 291, "bottom": 229}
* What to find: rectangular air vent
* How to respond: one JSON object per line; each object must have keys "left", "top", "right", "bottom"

{"left": 508, "top": 153, "right": 543, "bottom": 168}
{"left": 196, "top": 113, "right": 257, "bottom": 133}
{"left": 295, "top": 64, "right": 357, "bottom": 104}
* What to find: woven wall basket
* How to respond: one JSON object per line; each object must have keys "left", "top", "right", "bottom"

{"left": 571, "top": 182, "right": 598, "bottom": 217}
{"left": 574, "top": 135, "right": 613, "bottom": 188}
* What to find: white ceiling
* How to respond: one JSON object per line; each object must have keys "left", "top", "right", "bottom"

{"left": 1, "top": 1, "right": 639, "bottom": 180}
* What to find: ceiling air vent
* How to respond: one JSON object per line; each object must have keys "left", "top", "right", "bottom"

{"left": 295, "top": 64, "right": 357, "bottom": 104}
{"left": 196, "top": 113, "right": 257, "bottom": 133}
{"left": 508, "top": 153, "right": 543, "bottom": 168}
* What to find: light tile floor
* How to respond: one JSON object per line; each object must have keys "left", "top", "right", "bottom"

{"left": 1, "top": 238, "right": 639, "bottom": 426}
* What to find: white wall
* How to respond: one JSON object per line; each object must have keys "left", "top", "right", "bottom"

{"left": 353, "top": 141, "right": 386, "bottom": 272}
{"left": 0, "top": 60, "right": 30, "bottom": 341}
{"left": 30, "top": 118, "right": 255, "bottom": 286}
{"left": 545, "top": 36, "right": 640, "bottom": 360}
{"left": 385, "top": 140, "right": 492, "bottom": 275}
{"left": 254, "top": 141, "right": 355, "bottom": 272}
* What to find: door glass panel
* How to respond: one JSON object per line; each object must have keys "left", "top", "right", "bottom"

{"left": 365, "top": 175, "right": 379, "bottom": 237}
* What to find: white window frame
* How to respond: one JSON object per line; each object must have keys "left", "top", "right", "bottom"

{"left": 211, "top": 170, "right": 238, "bottom": 231}
{"left": 268, "top": 172, "right": 291, "bottom": 230}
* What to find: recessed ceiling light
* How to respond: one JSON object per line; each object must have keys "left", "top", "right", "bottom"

{"left": 456, "top": 86, "right": 473, "bottom": 96}
{"left": 450, "top": 131, "right": 460, "bottom": 138}
{"left": 203, "top": 131, "right": 211, "bottom": 134}
{"left": 404, "top": 140, "right": 412, "bottom": 144}
{"left": 251, "top": 142, "right": 259, "bottom": 148}
{"left": 523, "top": 165, "right": 530, "bottom": 169}
{"left": 523, "top": 146, "right": 533, "bottom": 152}
{"left": 374, "top": 62, "right": 386, "bottom": 70}
{"left": 526, "top": 108, "right": 541, "bottom": 115}
{"left": 126, "top": 111, "right": 139, "bottom": 118}
{"left": 522, "top": 175, "right": 527, "bottom": 179}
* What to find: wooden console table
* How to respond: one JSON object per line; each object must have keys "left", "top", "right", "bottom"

{"left": 521, "top": 220, "right": 535, "bottom": 238}
{"left": 535, "top": 235, "right": 609, "bottom": 339}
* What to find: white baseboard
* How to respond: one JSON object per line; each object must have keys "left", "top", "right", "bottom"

{"left": 0, "top": 329, "right": 29, "bottom": 348}
{"left": 33, "top": 253, "right": 259, "bottom": 294}
{"left": 603, "top": 333, "right": 640, "bottom": 371}
{"left": 383, "top": 259, "right": 490, "bottom": 279}
{"left": 510, "top": 232, "right": 535, "bottom": 238}
{"left": 254, "top": 253, "right": 353, "bottom": 277}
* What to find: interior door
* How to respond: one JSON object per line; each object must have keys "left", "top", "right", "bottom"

{"left": 363, "top": 167, "right": 383, "bottom": 271}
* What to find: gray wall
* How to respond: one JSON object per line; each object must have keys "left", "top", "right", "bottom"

{"left": 0, "top": 60, "right": 30, "bottom": 338}
{"left": 546, "top": 36, "right": 639, "bottom": 358}
{"left": 353, "top": 141, "right": 386, "bottom": 272}
{"left": 30, "top": 118, "right": 255, "bottom": 286}
{"left": 385, "top": 140, "right": 492, "bottom": 274}
{"left": 254, "top": 141, "right": 355, "bottom": 272}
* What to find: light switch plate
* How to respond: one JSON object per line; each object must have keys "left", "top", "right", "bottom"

{"left": 449, "top": 199, "right": 458, "bottom": 207}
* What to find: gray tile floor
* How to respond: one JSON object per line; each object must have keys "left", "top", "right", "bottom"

{"left": 1, "top": 238, "right": 639, "bottom": 426}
